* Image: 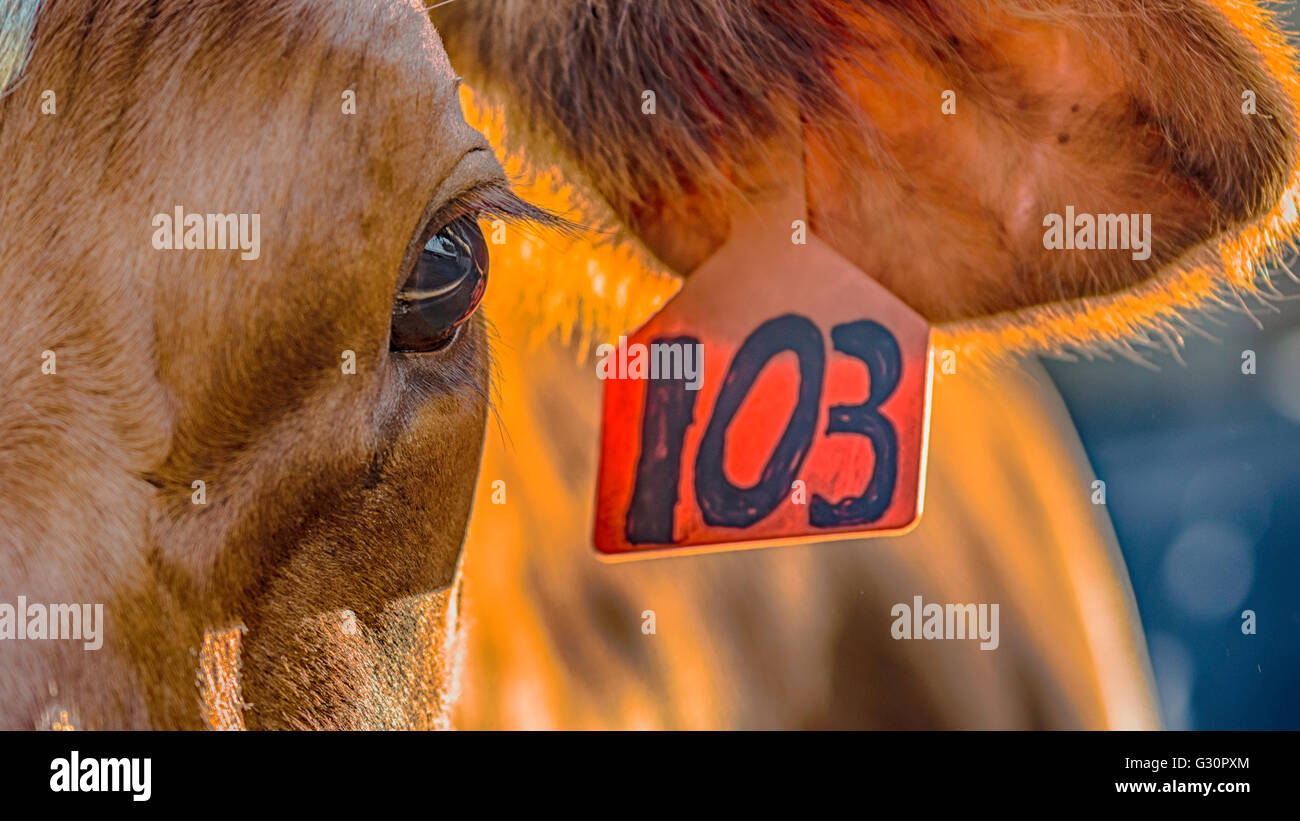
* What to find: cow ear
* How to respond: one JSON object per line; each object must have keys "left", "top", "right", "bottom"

{"left": 436, "top": 2, "right": 1300, "bottom": 359}
{"left": 799, "top": 1, "right": 1300, "bottom": 339}
{"left": 804, "top": 0, "right": 1300, "bottom": 357}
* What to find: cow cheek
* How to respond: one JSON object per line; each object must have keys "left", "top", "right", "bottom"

{"left": 232, "top": 341, "right": 489, "bottom": 729}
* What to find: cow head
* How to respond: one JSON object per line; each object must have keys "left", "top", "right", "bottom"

{"left": 2, "top": 0, "right": 1297, "bottom": 730}
{"left": 0, "top": 0, "right": 557, "bottom": 729}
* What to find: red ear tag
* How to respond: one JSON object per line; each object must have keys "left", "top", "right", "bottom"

{"left": 593, "top": 188, "right": 933, "bottom": 560}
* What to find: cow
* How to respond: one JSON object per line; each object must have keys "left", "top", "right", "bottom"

{"left": 0, "top": 0, "right": 1296, "bottom": 728}
{"left": 433, "top": 0, "right": 1300, "bottom": 728}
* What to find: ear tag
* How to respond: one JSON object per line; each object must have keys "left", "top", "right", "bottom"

{"left": 593, "top": 184, "right": 933, "bottom": 559}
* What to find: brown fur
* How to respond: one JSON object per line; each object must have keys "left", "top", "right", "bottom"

{"left": 0, "top": 0, "right": 504, "bottom": 728}
{"left": 436, "top": 0, "right": 1298, "bottom": 323}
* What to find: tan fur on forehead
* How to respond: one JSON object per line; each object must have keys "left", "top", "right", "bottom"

{"left": 2, "top": 0, "right": 445, "bottom": 557}
{"left": 438, "top": 0, "right": 1300, "bottom": 366}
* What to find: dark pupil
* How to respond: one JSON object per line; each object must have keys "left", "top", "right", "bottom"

{"left": 390, "top": 215, "right": 489, "bottom": 352}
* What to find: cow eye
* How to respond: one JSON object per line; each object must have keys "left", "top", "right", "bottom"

{"left": 390, "top": 215, "right": 489, "bottom": 353}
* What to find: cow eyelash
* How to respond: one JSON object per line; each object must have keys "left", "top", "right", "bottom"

{"left": 434, "top": 180, "right": 571, "bottom": 239}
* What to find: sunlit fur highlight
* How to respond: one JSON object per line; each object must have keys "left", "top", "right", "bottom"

{"left": 467, "top": 90, "right": 681, "bottom": 355}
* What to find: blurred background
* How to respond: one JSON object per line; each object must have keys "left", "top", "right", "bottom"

{"left": 1046, "top": 276, "right": 1300, "bottom": 729}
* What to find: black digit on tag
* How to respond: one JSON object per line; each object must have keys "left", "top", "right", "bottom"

{"left": 695, "top": 314, "right": 824, "bottom": 528}
{"left": 809, "top": 319, "right": 901, "bottom": 527}
{"left": 624, "top": 336, "right": 701, "bottom": 544}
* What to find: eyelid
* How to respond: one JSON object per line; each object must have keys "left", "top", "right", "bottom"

{"left": 411, "top": 193, "right": 484, "bottom": 257}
